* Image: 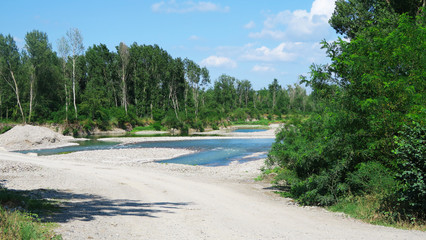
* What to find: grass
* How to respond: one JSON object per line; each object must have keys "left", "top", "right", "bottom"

{"left": 130, "top": 123, "right": 167, "bottom": 133}
{"left": 231, "top": 119, "right": 274, "bottom": 125}
{"left": 328, "top": 195, "right": 426, "bottom": 231}
{"left": 259, "top": 167, "right": 426, "bottom": 231}
{"left": 0, "top": 188, "right": 62, "bottom": 239}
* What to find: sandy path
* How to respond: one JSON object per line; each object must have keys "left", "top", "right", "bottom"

{"left": 1, "top": 150, "right": 425, "bottom": 240}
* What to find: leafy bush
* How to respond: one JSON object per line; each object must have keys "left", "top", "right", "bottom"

{"left": 0, "top": 125, "right": 12, "bottom": 134}
{"left": 347, "top": 161, "right": 396, "bottom": 196}
{"left": 180, "top": 124, "right": 189, "bottom": 136}
{"left": 391, "top": 121, "right": 426, "bottom": 221}
{"left": 152, "top": 122, "right": 162, "bottom": 131}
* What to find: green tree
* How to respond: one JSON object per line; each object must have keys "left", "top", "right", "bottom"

{"left": 269, "top": 9, "right": 425, "bottom": 218}
{"left": 66, "top": 28, "right": 84, "bottom": 120}
{"left": 0, "top": 34, "right": 25, "bottom": 122}
{"left": 25, "top": 30, "right": 62, "bottom": 121}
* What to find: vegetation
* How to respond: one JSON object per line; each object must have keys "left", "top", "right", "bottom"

{"left": 267, "top": 0, "right": 425, "bottom": 227}
{"left": 0, "top": 30, "right": 311, "bottom": 133}
{"left": 0, "top": 188, "right": 61, "bottom": 239}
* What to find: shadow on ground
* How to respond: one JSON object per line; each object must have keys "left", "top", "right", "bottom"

{"left": 1, "top": 187, "right": 191, "bottom": 223}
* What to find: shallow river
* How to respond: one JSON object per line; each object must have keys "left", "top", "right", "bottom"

{"left": 19, "top": 132, "right": 275, "bottom": 166}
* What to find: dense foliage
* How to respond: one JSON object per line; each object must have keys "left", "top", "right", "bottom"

{"left": 268, "top": 0, "right": 425, "bottom": 223}
{"left": 0, "top": 32, "right": 311, "bottom": 132}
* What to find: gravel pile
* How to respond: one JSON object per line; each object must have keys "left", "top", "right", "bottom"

{"left": 0, "top": 125, "right": 76, "bottom": 151}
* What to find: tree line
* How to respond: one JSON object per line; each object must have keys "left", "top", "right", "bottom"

{"left": 0, "top": 30, "right": 311, "bottom": 131}
{"left": 268, "top": 0, "right": 425, "bottom": 224}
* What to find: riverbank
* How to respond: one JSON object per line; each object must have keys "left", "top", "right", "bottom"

{"left": 99, "top": 123, "right": 280, "bottom": 144}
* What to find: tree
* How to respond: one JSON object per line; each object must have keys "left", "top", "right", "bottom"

{"left": 236, "top": 79, "right": 252, "bottom": 108}
{"left": 0, "top": 34, "right": 25, "bottom": 122}
{"left": 330, "top": 0, "right": 398, "bottom": 39}
{"left": 66, "top": 28, "right": 84, "bottom": 120}
{"left": 25, "top": 30, "right": 61, "bottom": 121}
{"left": 184, "top": 59, "right": 210, "bottom": 120}
{"left": 268, "top": 78, "right": 281, "bottom": 109}
{"left": 214, "top": 74, "right": 236, "bottom": 113}
{"left": 117, "top": 42, "right": 129, "bottom": 115}
{"left": 57, "top": 36, "right": 70, "bottom": 121}
{"left": 330, "top": 0, "right": 425, "bottom": 40}
{"left": 269, "top": 11, "right": 425, "bottom": 215}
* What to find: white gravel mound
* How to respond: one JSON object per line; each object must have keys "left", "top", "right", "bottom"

{"left": 0, "top": 125, "right": 76, "bottom": 151}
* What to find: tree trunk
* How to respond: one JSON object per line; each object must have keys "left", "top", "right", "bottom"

{"left": 122, "top": 65, "right": 127, "bottom": 115}
{"left": 150, "top": 102, "right": 153, "bottom": 120}
{"left": 28, "top": 69, "right": 35, "bottom": 123}
{"left": 65, "top": 82, "right": 68, "bottom": 122}
{"left": 72, "top": 58, "right": 77, "bottom": 120}
{"left": 169, "top": 84, "right": 180, "bottom": 121}
{"left": 9, "top": 70, "right": 25, "bottom": 123}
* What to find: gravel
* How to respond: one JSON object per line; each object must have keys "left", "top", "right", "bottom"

{"left": 0, "top": 125, "right": 77, "bottom": 151}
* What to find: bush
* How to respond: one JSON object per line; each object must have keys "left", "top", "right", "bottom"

{"left": 152, "top": 122, "right": 162, "bottom": 131}
{"left": 391, "top": 121, "right": 426, "bottom": 221}
{"left": 0, "top": 125, "right": 12, "bottom": 134}
{"left": 180, "top": 124, "right": 189, "bottom": 136}
{"left": 347, "top": 161, "right": 396, "bottom": 196}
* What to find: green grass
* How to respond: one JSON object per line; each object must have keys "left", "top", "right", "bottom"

{"left": 231, "top": 119, "right": 274, "bottom": 125}
{"left": 130, "top": 124, "right": 167, "bottom": 133}
{"left": 328, "top": 195, "right": 426, "bottom": 231}
{"left": 0, "top": 189, "right": 62, "bottom": 239}
{"left": 131, "top": 125, "right": 157, "bottom": 132}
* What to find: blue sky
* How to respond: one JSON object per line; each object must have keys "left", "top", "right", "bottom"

{"left": 1, "top": 0, "right": 337, "bottom": 90}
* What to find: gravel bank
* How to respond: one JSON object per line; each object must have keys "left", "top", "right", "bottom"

{"left": 0, "top": 125, "right": 78, "bottom": 151}
{"left": 43, "top": 148, "right": 196, "bottom": 166}
{"left": 100, "top": 123, "right": 280, "bottom": 144}
{"left": 1, "top": 151, "right": 425, "bottom": 240}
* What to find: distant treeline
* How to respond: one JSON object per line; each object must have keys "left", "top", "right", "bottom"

{"left": 0, "top": 31, "right": 311, "bottom": 130}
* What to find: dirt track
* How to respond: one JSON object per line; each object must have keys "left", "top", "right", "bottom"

{"left": 1, "top": 150, "right": 425, "bottom": 240}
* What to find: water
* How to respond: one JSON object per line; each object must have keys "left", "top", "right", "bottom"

{"left": 232, "top": 129, "right": 267, "bottom": 133}
{"left": 130, "top": 138, "right": 274, "bottom": 166}
{"left": 18, "top": 137, "right": 274, "bottom": 167}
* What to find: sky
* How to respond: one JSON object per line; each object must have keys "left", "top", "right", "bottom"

{"left": 1, "top": 0, "right": 338, "bottom": 90}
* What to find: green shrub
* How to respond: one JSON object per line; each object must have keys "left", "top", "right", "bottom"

{"left": 180, "top": 124, "right": 189, "bottom": 136}
{"left": 62, "top": 128, "right": 70, "bottom": 136}
{"left": 347, "top": 161, "right": 396, "bottom": 196}
{"left": 392, "top": 121, "right": 426, "bottom": 221}
{"left": 0, "top": 126, "right": 12, "bottom": 134}
{"left": 152, "top": 122, "right": 162, "bottom": 131}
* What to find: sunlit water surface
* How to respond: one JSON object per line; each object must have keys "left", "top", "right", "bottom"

{"left": 18, "top": 133, "right": 274, "bottom": 166}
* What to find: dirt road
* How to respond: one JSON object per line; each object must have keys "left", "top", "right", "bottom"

{"left": 1, "top": 150, "right": 424, "bottom": 240}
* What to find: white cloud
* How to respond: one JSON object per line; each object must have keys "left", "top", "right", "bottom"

{"left": 242, "top": 43, "right": 297, "bottom": 62}
{"left": 152, "top": 0, "right": 230, "bottom": 13}
{"left": 249, "top": 0, "right": 336, "bottom": 41}
{"left": 248, "top": 29, "right": 285, "bottom": 40}
{"left": 244, "top": 21, "right": 256, "bottom": 29}
{"left": 311, "top": 0, "right": 336, "bottom": 19}
{"left": 200, "top": 56, "right": 237, "bottom": 68}
{"left": 252, "top": 65, "right": 275, "bottom": 72}
{"left": 189, "top": 35, "right": 200, "bottom": 40}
